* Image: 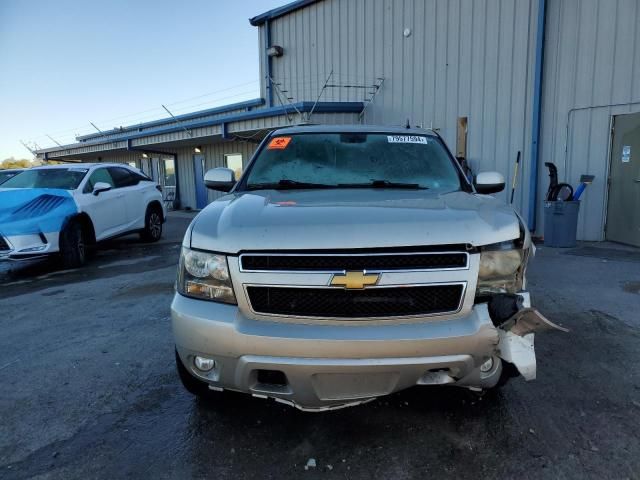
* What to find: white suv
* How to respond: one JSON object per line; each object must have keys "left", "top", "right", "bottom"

{"left": 0, "top": 163, "right": 166, "bottom": 267}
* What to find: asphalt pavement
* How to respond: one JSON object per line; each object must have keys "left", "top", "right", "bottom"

{"left": 1, "top": 213, "right": 639, "bottom": 479}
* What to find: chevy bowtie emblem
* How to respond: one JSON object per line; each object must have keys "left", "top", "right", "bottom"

{"left": 330, "top": 271, "right": 380, "bottom": 289}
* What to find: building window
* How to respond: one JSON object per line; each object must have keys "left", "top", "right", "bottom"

{"left": 127, "top": 161, "right": 137, "bottom": 169}
{"left": 163, "top": 158, "right": 176, "bottom": 187}
{"left": 225, "top": 153, "right": 243, "bottom": 180}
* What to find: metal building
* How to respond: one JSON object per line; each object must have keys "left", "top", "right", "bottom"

{"left": 35, "top": 0, "right": 640, "bottom": 245}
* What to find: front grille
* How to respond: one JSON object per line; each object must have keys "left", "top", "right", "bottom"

{"left": 241, "top": 252, "right": 468, "bottom": 272}
{"left": 246, "top": 284, "right": 464, "bottom": 318}
{"left": 0, "top": 236, "right": 10, "bottom": 252}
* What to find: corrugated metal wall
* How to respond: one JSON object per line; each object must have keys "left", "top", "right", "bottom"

{"left": 539, "top": 0, "right": 640, "bottom": 240}
{"left": 267, "top": 0, "right": 539, "bottom": 218}
{"left": 94, "top": 152, "right": 141, "bottom": 165}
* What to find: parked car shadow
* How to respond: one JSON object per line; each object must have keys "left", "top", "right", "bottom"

{"left": 0, "top": 235, "right": 182, "bottom": 300}
{"left": 1, "top": 214, "right": 191, "bottom": 286}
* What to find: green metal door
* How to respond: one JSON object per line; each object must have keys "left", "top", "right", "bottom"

{"left": 606, "top": 112, "right": 640, "bottom": 247}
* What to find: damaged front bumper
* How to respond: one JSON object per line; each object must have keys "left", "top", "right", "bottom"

{"left": 489, "top": 292, "right": 568, "bottom": 381}
{"left": 172, "top": 291, "right": 566, "bottom": 410}
{"left": 496, "top": 306, "right": 568, "bottom": 381}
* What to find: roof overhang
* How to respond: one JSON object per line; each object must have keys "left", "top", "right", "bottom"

{"left": 76, "top": 98, "right": 265, "bottom": 142}
{"left": 249, "top": 0, "right": 320, "bottom": 26}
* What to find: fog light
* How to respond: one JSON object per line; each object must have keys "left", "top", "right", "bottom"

{"left": 194, "top": 356, "right": 215, "bottom": 372}
{"left": 480, "top": 357, "right": 494, "bottom": 373}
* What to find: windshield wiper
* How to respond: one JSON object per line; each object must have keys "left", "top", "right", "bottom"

{"left": 337, "top": 180, "right": 428, "bottom": 189}
{"left": 245, "top": 179, "right": 336, "bottom": 190}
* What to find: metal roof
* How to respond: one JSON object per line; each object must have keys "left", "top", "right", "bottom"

{"left": 77, "top": 98, "right": 265, "bottom": 142}
{"left": 35, "top": 101, "right": 365, "bottom": 155}
{"left": 249, "top": 0, "right": 320, "bottom": 26}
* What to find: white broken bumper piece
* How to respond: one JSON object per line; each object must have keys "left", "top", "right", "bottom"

{"left": 497, "top": 308, "right": 568, "bottom": 381}
{"left": 498, "top": 331, "right": 537, "bottom": 380}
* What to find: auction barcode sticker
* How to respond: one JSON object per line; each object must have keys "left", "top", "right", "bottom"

{"left": 387, "top": 135, "right": 428, "bottom": 144}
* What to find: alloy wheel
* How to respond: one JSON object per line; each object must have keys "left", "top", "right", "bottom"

{"left": 149, "top": 212, "right": 162, "bottom": 239}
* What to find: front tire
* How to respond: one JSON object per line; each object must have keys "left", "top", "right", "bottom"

{"left": 175, "top": 349, "right": 211, "bottom": 398}
{"left": 140, "top": 205, "right": 163, "bottom": 242}
{"left": 60, "top": 221, "right": 86, "bottom": 268}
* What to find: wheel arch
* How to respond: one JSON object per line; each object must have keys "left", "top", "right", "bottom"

{"left": 146, "top": 200, "right": 164, "bottom": 222}
{"left": 60, "top": 213, "right": 96, "bottom": 245}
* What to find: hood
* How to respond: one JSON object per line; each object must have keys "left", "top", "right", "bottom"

{"left": 189, "top": 189, "right": 521, "bottom": 253}
{"left": 0, "top": 189, "right": 78, "bottom": 236}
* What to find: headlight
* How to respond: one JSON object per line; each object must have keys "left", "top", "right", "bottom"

{"left": 177, "top": 247, "right": 236, "bottom": 304}
{"left": 477, "top": 242, "right": 527, "bottom": 295}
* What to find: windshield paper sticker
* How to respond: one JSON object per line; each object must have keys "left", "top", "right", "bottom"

{"left": 622, "top": 145, "right": 631, "bottom": 163}
{"left": 387, "top": 135, "right": 428, "bottom": 144}
{"left": 268, "top": 137, "right": 292, "bottom": 150}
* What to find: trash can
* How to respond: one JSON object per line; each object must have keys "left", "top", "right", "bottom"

{"left": 543, "top": 200, "right": 580, "bottom": 247}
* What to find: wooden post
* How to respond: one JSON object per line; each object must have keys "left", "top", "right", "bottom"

{"left": 456, "top": 116, "right": 468, "bottom": 159}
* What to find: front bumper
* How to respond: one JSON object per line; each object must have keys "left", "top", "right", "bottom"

{"left": 171, "top": 293, "right": 519, "bottom": 410}
{"left": 0, "top": 231, "right": 60, "bottom": 261}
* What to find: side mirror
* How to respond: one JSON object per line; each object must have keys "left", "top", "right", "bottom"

{"left": 474, "top": 171, "right": 505, "bottom": 194}
{"left": 204, "top": 168, "right": 236, "bottom": 192}
{"left": 92, "top": 182, "right": 112, "bottom": 196}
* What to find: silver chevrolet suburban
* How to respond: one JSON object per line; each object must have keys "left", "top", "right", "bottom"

{"left": 171, "top": 125, "right": 563, "bottom": 411}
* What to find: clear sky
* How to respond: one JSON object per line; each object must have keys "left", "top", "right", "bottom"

{"left": 0, "top": 0, "right": 286, "bottom": 159}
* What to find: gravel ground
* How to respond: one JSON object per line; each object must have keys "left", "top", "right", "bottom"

{"left": 1, "top": 214, "right": 639, "bottom": 479}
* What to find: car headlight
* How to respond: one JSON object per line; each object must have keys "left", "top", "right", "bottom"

{"left": 477, "top": 242, "right": 528, "bottom": 295}
{"left": 177, "top": 247, "right": 236, "bottom": 304}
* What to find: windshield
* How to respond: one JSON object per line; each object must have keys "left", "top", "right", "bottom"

{"left": 242, "top": 133, "right": 462, "bottom": 191}
{"left": 0, "top": 168, "right": 88, "bottom": 190}
{"left": 0, "top": 170, "right": 21, "bottom": 185}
